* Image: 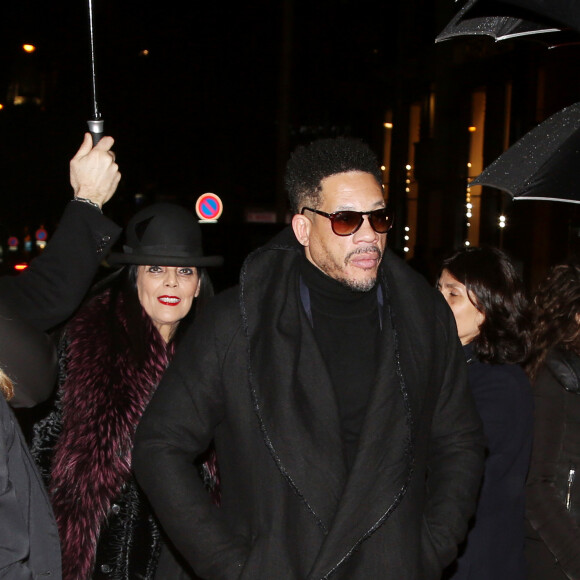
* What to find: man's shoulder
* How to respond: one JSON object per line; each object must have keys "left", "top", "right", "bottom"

{"left": 470, "top": 360, "right": 531, "bottom": 397}
{"left": 382, "top": 250, "right": 445, "bottom": 306}
{"left": 212, "top": 285, "right": 240, "bottom": 309}
{"left": 201, "top": 286, "right": 241, "bottom": 329}
{"left": 380, "top": 250, "right": 456, "bottom": 346}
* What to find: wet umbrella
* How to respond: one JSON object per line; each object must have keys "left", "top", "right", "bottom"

{"left": 505, "top": 0, "right": 580, "bottom": 32}
{"left": 471, "top": 102, "right": 580, "bottom": 204}
{"left": 435, "top": 0, "right": 580, "bottom": 44}
{"left": 86, "top": 0, "right": 103, "bottom": 144}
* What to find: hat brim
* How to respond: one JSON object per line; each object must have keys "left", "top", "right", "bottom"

{"left": 107, "top": 252, "right": 223, "bottom": 267}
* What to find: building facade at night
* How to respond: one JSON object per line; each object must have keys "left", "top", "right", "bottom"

{"left": 383, "top": 0, "right": 580, "bottom": 286}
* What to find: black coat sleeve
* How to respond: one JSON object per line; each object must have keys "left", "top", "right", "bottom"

{"left": 0, "top": 201, "right": 121, "bottom": 332}
{"left": 421, "top": 309, "right": 486, "bottom": 574}
{"left": 134, "top": 302, "right": 248, "bottom": 580}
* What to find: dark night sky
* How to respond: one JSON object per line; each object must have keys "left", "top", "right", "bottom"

{"left": 0, "top": 0, "right": 396, "bottom": 230}
{"left": 0, "top": 0, "right": 398, "bottom": 285}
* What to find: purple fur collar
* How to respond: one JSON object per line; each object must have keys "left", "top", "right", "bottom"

{"left": 49, "top": 291, "right": 173, "bottom": 580}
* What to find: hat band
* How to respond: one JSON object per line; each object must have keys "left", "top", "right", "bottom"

{"left": 122, "top": 244, "right": 202, "bottom": 258}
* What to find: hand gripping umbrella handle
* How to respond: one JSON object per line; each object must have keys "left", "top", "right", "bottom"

{"left": 87, "top": 119, "right": 104, "bottom": 145}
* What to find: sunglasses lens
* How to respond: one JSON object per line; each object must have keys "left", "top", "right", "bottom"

{"left": 326, "top": 209, "right": 393, "bottom": 235}
{"left": 330, "top": 211, "right": 362, "bottom": 235}
{"left": 369, "top": 209, "right": 392, "bottom": 233}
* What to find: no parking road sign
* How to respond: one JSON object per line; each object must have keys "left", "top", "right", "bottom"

{"left": 196, "top": 193, "right": 223, "bottom": 222}
{"left": 35, "top": 227, "right": 48, "bottom": 242}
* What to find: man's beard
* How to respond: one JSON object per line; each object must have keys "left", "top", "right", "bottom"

{"left": 337, "top": 275, "right": 378, "bottom": 292}
{"left": 337, "top": 245, "right": 382, "bottom": 292}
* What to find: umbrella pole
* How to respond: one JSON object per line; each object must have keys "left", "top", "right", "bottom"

{"left": 87, "top": 0, "right": 103, "bottom": 145}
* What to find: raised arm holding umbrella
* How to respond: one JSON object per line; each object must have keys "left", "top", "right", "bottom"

{"left": 0, "top": 132, "right": 121, "bottom": 580}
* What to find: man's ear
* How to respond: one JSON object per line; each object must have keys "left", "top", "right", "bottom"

{"left": 292, "top": 214, "right": 311, "bottom": 247}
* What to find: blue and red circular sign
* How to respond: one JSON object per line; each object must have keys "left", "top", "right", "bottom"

{"left": 7, "top": 236, "right": 19, "bottom": 248}
{"left": 196, "top": 193, "right": 223, "bottom": 222}
{"left": 36, "top": 227, "right": 48, "bottom": 241}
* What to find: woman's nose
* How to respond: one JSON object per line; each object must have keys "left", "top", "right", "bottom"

{"left": 164, "top": 272, "right": 178, "bottom": 287}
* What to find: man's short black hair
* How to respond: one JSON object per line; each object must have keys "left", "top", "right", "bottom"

{"left": 284, "top": 137, "right": 383, "bottom": 214}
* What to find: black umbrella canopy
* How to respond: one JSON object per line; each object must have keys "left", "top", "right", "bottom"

{"left": 471, "top": 102, "right": 580, "bottom": 204}
{"left": 505, "top": 0, "right": 580, "bottom": 33}
{"left": 435, "top": 0, "right": 580, "bottom": 44}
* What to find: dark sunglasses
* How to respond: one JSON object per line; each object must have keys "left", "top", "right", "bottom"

{"left": 301, "top": 206, "right": 394, "bottom": 236}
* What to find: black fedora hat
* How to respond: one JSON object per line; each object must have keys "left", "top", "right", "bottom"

{"left": 108, "top": 202, "right": 223, "bottom": 267}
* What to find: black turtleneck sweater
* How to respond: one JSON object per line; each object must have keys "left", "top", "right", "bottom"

{"left": 300, "top": 256, "right": 381, "bottom": 471}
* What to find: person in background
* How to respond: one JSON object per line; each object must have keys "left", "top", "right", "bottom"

{"left": 32, "top": 202, "right": 222, "bottom": 580}
{"left": 437, "top": 246, "right": 533, "bottom": 580}
{"left": 0, "top": 304, "right": 59, "bottom": 578}
{"left": 133, "top": 136, "right": 484, "bottom": 580}
{"left": 525, "top": 262, "right": 580, "bottom": 580}
{"left": 0, "top": 132, "right": 121, "bottom": 579}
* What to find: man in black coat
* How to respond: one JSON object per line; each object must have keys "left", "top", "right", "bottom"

{"left": 134, "top": 137, "right": 485, "bottom": 580}
{"left": 0, "top": 132, "right": 121, "bottom": 579}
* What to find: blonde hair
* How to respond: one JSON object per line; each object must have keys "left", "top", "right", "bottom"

{"left": 0, "top": 367, "right": 14, "bottom": 401}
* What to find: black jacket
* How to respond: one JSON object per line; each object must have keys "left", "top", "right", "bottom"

{"left": 446, "top": 345, "right": 533, "bottom": 580}
{"left": 526, "top": 348, "right": 580, "bottom": 580}
{"left": 134, "top": 228, "right": 485, "bottom": 580}
{"left": 0, "top": 311, "right": 60, "bottom": 579}
{"left": 0, "top": 394, "right": 62, "bottom": 579}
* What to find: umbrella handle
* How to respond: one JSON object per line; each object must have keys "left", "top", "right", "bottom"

{"left": 87, "top": 119, "right": 104, "bottom": 146}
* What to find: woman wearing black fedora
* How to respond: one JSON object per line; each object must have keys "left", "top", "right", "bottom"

{"left": 31, "top": 202, "right": 222, "bottom": 580}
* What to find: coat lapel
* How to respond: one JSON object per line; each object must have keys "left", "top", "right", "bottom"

{"left": 306, "top": 273, "right": 416, "bottom": 578}
{"left": 241, "top": 237, "right": 347, "bottom": 531}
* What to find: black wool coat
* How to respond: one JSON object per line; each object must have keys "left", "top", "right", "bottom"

{"left": 134, "top": 228, "right": 485, "bottom": 580}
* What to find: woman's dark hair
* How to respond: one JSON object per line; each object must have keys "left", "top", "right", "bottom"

{"left": 92, "top": 264, "right": 213, "bottom": 365}
{"left": 440, "top": 246, "right": 531, "bottom": 365}
{"left": 527, "top": 262, "right": 580, "bottom": 381}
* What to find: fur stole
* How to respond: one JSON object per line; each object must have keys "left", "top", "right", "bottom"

{"left": 48, "top": 290, "right": 173, "bottom": 580}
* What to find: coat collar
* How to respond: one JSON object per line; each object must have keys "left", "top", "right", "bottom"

{"left": 48, "top": 291, "right": 172, "bottom": 580}
{"left": 239, "top": 228, "right": 416, "bottom": 574}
